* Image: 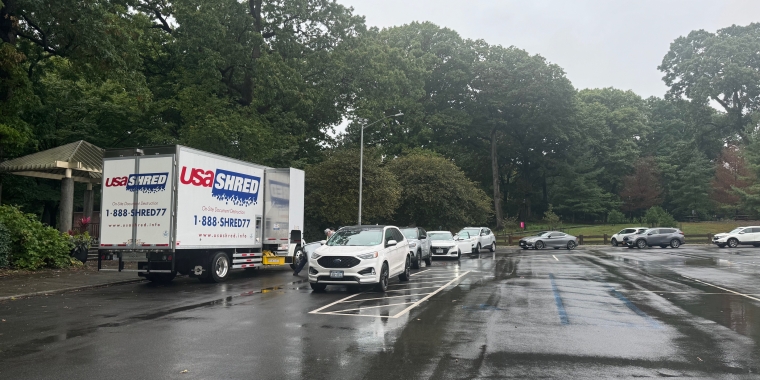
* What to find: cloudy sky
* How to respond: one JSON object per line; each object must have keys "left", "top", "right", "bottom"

{"left": 338, "top": 0, "right": 760, "bottom": 99}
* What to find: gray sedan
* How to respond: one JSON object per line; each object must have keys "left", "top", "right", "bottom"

{"left": 519, "top": 231, "right": 578, "bottom": 250}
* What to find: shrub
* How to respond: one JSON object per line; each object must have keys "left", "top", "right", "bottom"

{"left": 0, "top": 221, "right": 10, "bottom": 268}
{"left": 544, "top": 205, "right": 561, "bottom": 230}
{"left": 0, "top": 205, "right": 73, "bottom": 270}
{"left": 607, "top": 210, "right": 626, "bottom": 225}
{"left": 644, "top": 206, "right": 677, "bottom": 228}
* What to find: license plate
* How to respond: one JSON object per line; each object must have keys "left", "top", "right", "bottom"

{"left": 329, "top": 270, "right": 344, "bottom": 279}
{"left": 263, "top": 256, "right": 285, "bottom": 265}
{"left": 436, "top": 249, "right": 444, "bottom": 253}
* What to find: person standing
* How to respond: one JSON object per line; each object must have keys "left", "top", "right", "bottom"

{"left": 293, "top": 228, "right": 334, "bottom": 276}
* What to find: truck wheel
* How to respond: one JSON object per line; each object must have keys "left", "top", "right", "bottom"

{"left": 208, "top": 252, "right": 230, "bottom": 283}
{"left": 290, "top": 248, "right": 304, "bottom": 270}
{"left": 412, "top": 250, "right": 421, "bottom": 269}
{"left": 310, "top": 283, "right": 327, "bottom": 292}
{"left": 399, "top": 255, "right": 411, "bottom": 282}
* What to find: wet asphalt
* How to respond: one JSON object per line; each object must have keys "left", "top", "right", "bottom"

{"left": 2, "top": 245, "right": 760, "bottom": 379}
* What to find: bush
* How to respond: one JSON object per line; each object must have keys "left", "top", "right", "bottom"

{"left": 607, "top": 210, "right": 626, "bottom": 225}
{"left": 644, "top": 206, "right": 677, "bottom": 228}
{"left": 0, "top": 205, "right": 73, "bottom": 270}
{"left": 0, "top": 221, "right": 10, "bottom": 268}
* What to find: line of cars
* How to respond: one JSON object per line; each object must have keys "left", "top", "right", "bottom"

{"left": 304, "top": 225, "right": 496, "bottom": 292}
{"left": 611, "top": 227, "right": 685, "bottom": 249}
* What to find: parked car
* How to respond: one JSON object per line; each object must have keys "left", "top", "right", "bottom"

{"left": 624, "top": 228, "right": 685, "bottom": 249}
{"left": 457, "top": 227, "right": 496, "bottom": 253}
{"left": 308, "top": 225, "right": 411, "bottom": 292}
{"left": 400, "top": 227, "right": 432, "bottom": 269}
{"left": 429, "top": 231, "right": 473, "bottom": 259}
{"left": 519, "top": 231, "right": 578, "bottom": 250}
{"left": 610, "top": 227, "right": 648, "bottom": 247}
{"left": 712, "top": 226, "right": 760, "bottom": 248}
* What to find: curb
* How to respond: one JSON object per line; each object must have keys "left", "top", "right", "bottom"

{"left": 0, "top": 278, "right": 146, "bottom": 302}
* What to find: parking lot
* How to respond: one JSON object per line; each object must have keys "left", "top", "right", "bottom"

{"left": 2, "top": 245, "right": 760, "bottom": 378}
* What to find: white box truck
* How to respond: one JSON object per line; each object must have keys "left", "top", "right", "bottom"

{"left": 97, "top": 145, "right": 305, "bottom": 283}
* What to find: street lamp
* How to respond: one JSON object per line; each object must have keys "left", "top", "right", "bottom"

{"left": 358, "top": 112, "right": 403, "bottom": 225}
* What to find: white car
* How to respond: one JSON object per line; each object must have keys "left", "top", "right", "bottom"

{"left": 610, "top": 227, "right": 648, "bottom": 247}
{"left": 712, "top": 226, "right": 760, "bottom": 248}
{"left": 400, "top": 227, "right": 432, "bottom": 269}
{"left": 429, "top": 231, "right": 473, "bottom": 259}
{"left": 457, "top": 227, "right": 496, "bottom": 253}
{"left": 308, "top": 225, "right": 411, "bottom": 292}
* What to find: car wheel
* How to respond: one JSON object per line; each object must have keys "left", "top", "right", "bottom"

{"left": 399, "top": 255, "right": 411, "bottom": 281}
{"left": 475, "top": 243, "right": 481, "bottom": 254}
{"left": 567, "top": 241, "right": 576, "bottom": 250}
{"left": 636, "top": 239, "right": 647, "bottom": 249}
{"left": 535, "top": 241, "right": 545, "bottom": 250}
{"left": 728, "top": 238, "right": 739, "bottom": 248}
{"left": 412, "top": 250, "right": 422, "bottom": 269}
{"left": 375, "top": 263, "right": 389, "bottom": 292}
{"left": 457, "top": 250, "right": 461, "bottom": 260}
{"left": 289, "top": 247, "right": 304, "bottom": 270}
{"left": 209, "top": 252, "right": 230, "bottom": 283}
{"left": 611, "top": 238, "right": 618, "bottom": 247}
{"left": 424, "top": 253, "right": 432, "bottom": 266}
{"left": 310, "top": 283, "right": 327, "bottom": 292}
{"left": 489, "top": 242, "right": 496, "bottom": 252}
{"left": 670, "top": 239, "right": 681, "bottom": 248}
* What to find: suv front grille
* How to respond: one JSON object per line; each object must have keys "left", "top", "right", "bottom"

{"left": 317, "top": 256, "right": 361, "bottom": 268}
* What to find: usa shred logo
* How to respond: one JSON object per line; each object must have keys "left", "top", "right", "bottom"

{"left": 106, "top": 173, "right": 169, "bottom": 193}
{"left": 180, "top": 166, "right": 261, "bottom": 206}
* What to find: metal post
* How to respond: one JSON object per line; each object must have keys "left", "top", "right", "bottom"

{"left": 358, "top": 126, "right": 364, "bottom": 225}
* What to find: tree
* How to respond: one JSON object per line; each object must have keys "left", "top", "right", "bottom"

{"left": 658, "top": 142, "right": 713, "bottom": 219}
{"left": 386, "top": 150, "right": 491, "bottom": 229}
{"left": 304, "top": 148, "right": 400, "bottom": 234}
{"left": 619, "top": 157, "right": 663, "bottom": 216}
{"left": 549, "top": 150, "right": 615, "bottom": 222}
{"left": 543, "top": 204, "right": 561, "bottom": 230}
{"left": 469, "top": 44, "right": 575, "bottom": 229}
{"left": 607, "top": 210, "right": 626, "bottom": 225}
{"left": 659, "top": 23, "right": 760, "bottom": 142}
{"left": 644, "top": 206, "right": 677, "bottom": 228}
{"left": 710, "top": 145, "right": 753, "bottom": 215}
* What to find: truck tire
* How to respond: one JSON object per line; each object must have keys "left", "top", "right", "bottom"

{"left": 208, "top": 251, "right": 230, "bottom": 283}
{"left": 290, "top": 247, "right": 304, "bottom": 270}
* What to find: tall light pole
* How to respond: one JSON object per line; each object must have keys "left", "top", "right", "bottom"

{"left": 358, "top": 112, "right": 403, "bottom": 225}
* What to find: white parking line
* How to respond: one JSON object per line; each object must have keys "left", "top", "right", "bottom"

{"left": 387, "top": 280, "right": 452, "bottom": 288}
{"left": 383, "top": 285, "right": 448, "bottom": 293}
{"left": 308, "top": 293, "right": 360, "bottom": 314}
{"left": 681, "top": 275, "right": 760, "bottom": 302}
{"left": 326, "top": 301, "right": 417, "bottom": 314}
{"left": 553, "top": 255, "right": 559, "bottom": 261}
{"left": 338, "top": 293, "right": 433, "bottom": 302}
{"left": 410, "top": 269, "right": 431, "bottom": 276}
{"left": 391, "top": 271, "right": 470, "bottom": 318}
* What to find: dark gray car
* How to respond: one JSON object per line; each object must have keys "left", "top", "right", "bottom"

{"left": 625, "top": 228, "right": 685, "bottom": 249}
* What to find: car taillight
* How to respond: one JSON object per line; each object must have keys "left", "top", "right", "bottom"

{"left": 679, "top": 232, "right": 684, "bottom": 235}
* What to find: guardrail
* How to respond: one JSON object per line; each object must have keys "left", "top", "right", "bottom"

{"left": 497, "top": 233, "right": 715, "bottom": 246}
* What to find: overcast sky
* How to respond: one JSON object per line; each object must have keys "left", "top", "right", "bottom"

{"left": 338, "top": 0, "right": 760, "bottom": 99}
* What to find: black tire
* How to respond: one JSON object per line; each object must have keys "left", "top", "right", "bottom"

{"left": 375, "top": 263, "right": 389, "bottom": 292}
{"left": 457, "top": 250, "right": 461, "bottom": 260}
{"left": 399, "top": 255, "right": 411, "bottom": 282}
{"left": 208, "top": 251, "right": 230, "bottom": 283}
{"left": 728, "top": 238, "right": 739, "bottom": 248}
{"left": 489, "top": 242, "right": 496, "bottom": 252}
{"left": 535, "top": 241, "right": 545, "bottom": 250}
{"left": 412, "top": 250, "right": 422, "bottom": 269}
{"left": 424, "top": 253, "right": 432, "bottom": 266}
{"left": 474, "top": 243, "right": 481, "bottom": 254}
{"left": 636, "top": 239, "right": 647, "bottom": 249}
{"left": 670, "top": 239, "right": 681, "bottom": 248}
{"left": 289, "top": 247, "right": 304, "bottom": 270}
{"left": 310, "top": 283, "right": 327, "bottom": 292}
{"left": 567, "top": 241, "right": 576, "bottom": 250}
{"left": 611, "top": 238, "right": 618, "bottom": 247}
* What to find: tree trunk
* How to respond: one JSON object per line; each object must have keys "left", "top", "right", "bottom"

{"left": 490, "top": 129, "right": 504, "bottom": 230}
{"left": 0, "top": 0, "right": 17, "bottom": 44}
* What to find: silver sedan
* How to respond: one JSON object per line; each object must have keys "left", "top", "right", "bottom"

{"left": 519, "top": 231, "right": 578, "bottom": 250}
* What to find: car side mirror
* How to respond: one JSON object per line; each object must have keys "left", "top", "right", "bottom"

{"left": 647, "top": 233, "right": 653, "bottom": 236}
{"left": 739, "top": 231, "right": 745, "bottom": 234}
{"left": 386, "top": 240, "right": 397, "bottom": 247}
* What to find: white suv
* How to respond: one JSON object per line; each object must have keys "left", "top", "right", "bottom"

{"left": 457, "top": 227, "right": 496, "bottom": 253}
{"left": 610, "top": 227, "right": 648, "bottom": 247}
{"left": 713, "top": 226, "right": 760, "bottom": 248}
{"left": 308, "top": 225, "right": 411, "bottom": 292}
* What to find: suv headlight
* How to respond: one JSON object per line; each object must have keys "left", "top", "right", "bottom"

{"left": 409, "top": 242, "right": 417, "bottom": 248}
{"left": 357, "top": 252, "right": 379, "bottom": 260}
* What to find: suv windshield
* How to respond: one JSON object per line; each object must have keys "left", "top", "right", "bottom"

{"left": 729, "top": 228, "right": 745, "bottom": 234}
{"left": 459, "top": 228, "right": 480, "bottom": 237}
{"left": 401, "top": 228, "right": 418, "bottom": 239}
{"left": 326, "top": 229, "right": 383, "bottom": 246}
{"left": 430, "top": 232, "right": 453, "bottom": 241}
